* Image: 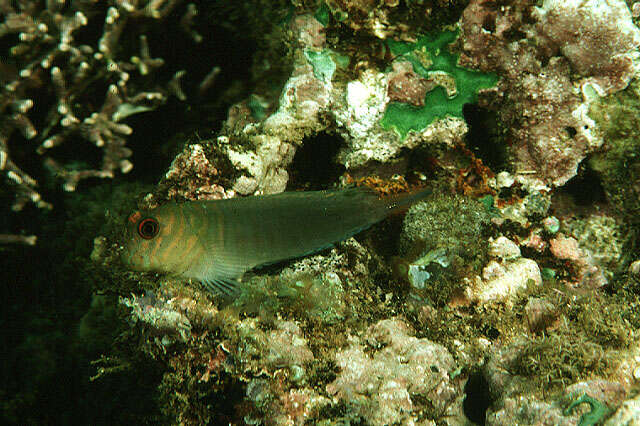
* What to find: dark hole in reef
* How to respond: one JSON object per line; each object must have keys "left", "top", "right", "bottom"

{"left": 463, "top": 104, "right": 508, "bottom": 171}
{"left": 482, "top": 16, "right": 496, "bottom": 33}
{"left": 521, "top": 5, "right": 538, "bottom": 25}
{"left": 202, "top": 376, "right": 246, "bottom": 424}
{"left": 561, "top": 165, "right": 607, "bottom": 206}
{"left": 483, "top": 2, "right": 499, "bottom": 11}
{"left": 565, "top": 126, "right": 577, "bottom": 138}
{"left": 503, "top": 28, "right": 527, "bottom": 42}
{"left": 540, "top": 55, "right": 550, "bottom": 68}
{"left": 485, "top": 326, "right": 500, "bottom": 340}
{"left": 463, "top": 371, "right": 492, "bottom": 425}
{"left": 287, "top": 132, "right": 346, "bottom": 190}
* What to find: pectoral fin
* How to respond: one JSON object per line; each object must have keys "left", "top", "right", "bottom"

{"left": 200, "top": 276, "right": 241, "bottom": 296}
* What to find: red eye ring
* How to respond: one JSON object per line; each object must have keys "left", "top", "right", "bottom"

{"left": 137, "top": 217, "right": 159, "bottom": 239}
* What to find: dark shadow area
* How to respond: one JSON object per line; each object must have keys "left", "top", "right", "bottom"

{"left": 560, "top": 165, "right": 607, "bottom": 207}
{"left": 287, "top": 132, "right": 346, "bottom": 190}
{"left": 463, "top": 371, "right": 492, "bottom": 425}
{"left": 0, "top": 181, "right": 164, "bottom": 425}
{"left": 119, "top": 1, "right": 263, "bottom": 184}
{"left": 463, "top": 104, "right": 508, "bottom": 171}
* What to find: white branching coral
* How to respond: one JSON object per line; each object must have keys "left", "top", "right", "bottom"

{"left": 0, "top": 0, "right": 198, "bottom": 243}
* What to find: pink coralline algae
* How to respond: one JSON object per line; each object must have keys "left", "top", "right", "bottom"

{"left": 549, "top": 233, "right": 583, "bottom": 262}
{"left": 550, "top": 233, "right": 607, "bottom": 289}
{"left": 326, "top": 318, "right": 462, "bottom": 425}
{"left": 459, "top": 0, "right": 640, "bottom": 188}
{"left": 534, "top": 0, "right": 640, "bottom": 95}
{"left": 386, "top": 60, "right": 434, "bottom": 107}
{"left": 152, "top": 144, "right": 229, "bottom": 206}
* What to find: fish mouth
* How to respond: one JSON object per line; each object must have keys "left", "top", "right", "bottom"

{"left": 120, "top": 240, "right": 159, "bottom": 272}
{"left": 119, "top": 245, "right": 134, "bottom": 268}
{"left": 119, "top": 243, "right": 142, "bottom": 270}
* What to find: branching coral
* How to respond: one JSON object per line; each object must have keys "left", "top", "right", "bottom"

{"left": 0, "top": 0, "right": 196, "bottom": 243}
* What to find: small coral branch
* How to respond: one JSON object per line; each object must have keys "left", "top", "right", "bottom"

{"left": 1, "top": 0, "right": 190, "bottom": 243}
{"left": 0, "top": 234, "right": 37, "bottom": 246}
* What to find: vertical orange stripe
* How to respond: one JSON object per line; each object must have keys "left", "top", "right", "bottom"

{"left": 150, "top": 209, "right": 175, "bottom": 266}
{"left": 180, "top": 235, "right": 201, "bottom": 274}
{"left": 160, "top": 206, "right": 185, "bottom": 266}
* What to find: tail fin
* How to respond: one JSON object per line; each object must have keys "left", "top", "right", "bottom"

{"left": 383, "top": 188, "right": 432, "bottom": 215}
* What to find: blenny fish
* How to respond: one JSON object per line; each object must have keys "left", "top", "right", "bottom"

{"left": 121, "top": 187, "right": 430, "bottom": 295}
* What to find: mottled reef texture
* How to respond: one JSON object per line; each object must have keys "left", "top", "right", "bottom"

{"left": 2, "top": 0, "right": 640, "bottom": 425}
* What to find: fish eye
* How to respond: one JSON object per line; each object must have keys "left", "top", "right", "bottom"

{"left": 137, "top": 217, "right": 159, "bottom": 239}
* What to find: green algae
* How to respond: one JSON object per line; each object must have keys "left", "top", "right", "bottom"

{"left": 247, "top": 94, "right": 269, "bottom": 120}
{"left": 564, "top": 394, "right": 613, "bottom": 426}
{"left": 305, "top": 49, "right": 337, "bottom": 82}
{"left": 314, "top": 2, "right": 330, "bottom": 26}
{"left": 478, "top": 194, "right": 500, "bottom": 216}
{"left": 541, "top": 267, "right": 557, "bottom": 280}
{"left": 380, "top": 29, "right": 499, "bottom": 139}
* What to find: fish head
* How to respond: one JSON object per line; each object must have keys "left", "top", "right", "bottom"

{"left": 121, "top": 206, "right": 184, "bottom": 274}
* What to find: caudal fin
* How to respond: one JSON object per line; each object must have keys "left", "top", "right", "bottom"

{"left": 383, "top": 188, "right": 432, "bottom": 215}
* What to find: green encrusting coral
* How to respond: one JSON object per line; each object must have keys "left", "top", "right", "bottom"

{"left": 380, "top": 29, "right": 498, "bottom": 138}
{"left": 564, "top": 394, "right": 613, "bottom": 426}
{"left": 304, "top": 49, "right": 349, "bottom": 83}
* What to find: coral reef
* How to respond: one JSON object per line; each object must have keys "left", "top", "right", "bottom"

{"left": 380, "top": 29, "right": 498, "bottom": 139}
{"left": 6, "top": 0, "right": 640, "bottom": 425}
{"left": 188, "top": 6, "right": 501, "bottom": 199}
{"left": 99, "top": 0, "right": 640, "bottom": 421}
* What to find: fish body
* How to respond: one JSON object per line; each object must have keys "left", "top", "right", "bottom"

{"left": 121, "top": 187, "right": 430, "bottom": 294}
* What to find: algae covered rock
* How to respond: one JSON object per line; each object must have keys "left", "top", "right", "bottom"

{"left": 399, "top": 194, "right": 493, "bottom": 305}
{"left": 588, "top": 79, "right": 640, "bottom": 224}
{"left": 326, "top": 318, "right": 464, "bottom": 425}
{"left": 400, "top": 194, "right": 493, "bottom": 257}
